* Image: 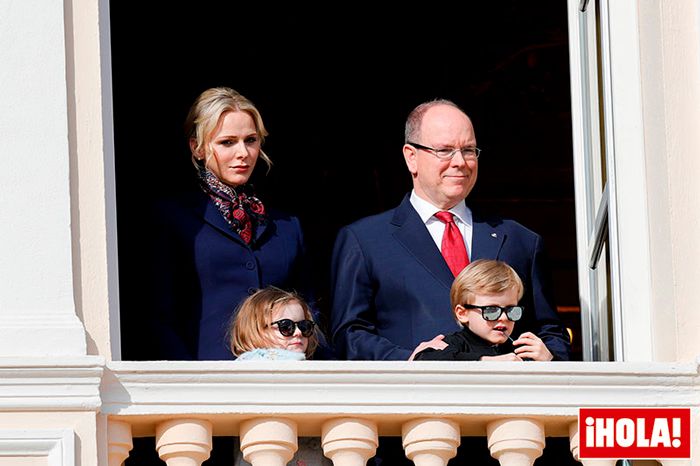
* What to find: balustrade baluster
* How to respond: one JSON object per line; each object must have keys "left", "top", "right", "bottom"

{"left": 108, "top": 420, "right": 133, "bottom": 466}
{"left": 321, "top": 417, "right": 378, "bottom": 466}
{"left": 487, "top": 418, "right": 544, "bottom": 466}
{"left": 239, "top": 417, "right": 298, "bottom": 466}
{"left": 401, "top": 418, "right": 460, "bottom": 466}
{"left": 155, "top": 419, "right": 213, "bottom": 466}
{"left": 568, "top": 421, "right": 618, "bottom": 466}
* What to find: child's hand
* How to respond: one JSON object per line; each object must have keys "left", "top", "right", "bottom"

{"left": 512, "top": 332, "right": 553, "bottom": 361}
{"left": 481, "top": 353, "right": 523, "bottom": 361}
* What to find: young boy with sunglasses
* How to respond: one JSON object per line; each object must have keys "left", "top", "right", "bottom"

{"left": 414, "top": 259, "right": 554, "bottom": 361}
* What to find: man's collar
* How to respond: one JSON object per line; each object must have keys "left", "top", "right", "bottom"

{"left": 409, "top": 190, "right": 470, "bottom": 224}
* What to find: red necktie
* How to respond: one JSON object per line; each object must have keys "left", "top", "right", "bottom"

{"left": 434, "top": 211, "right": 469, "bottom": 276}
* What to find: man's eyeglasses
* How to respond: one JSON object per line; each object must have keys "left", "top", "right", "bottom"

{"left": 462, "top": 304, "right": 523, "bottom": 322}
{"left": 408, "top": 141, "right": 481, "bottom": 160}
{"left": 270, "top": 319, "right": 316, "bottom": 337}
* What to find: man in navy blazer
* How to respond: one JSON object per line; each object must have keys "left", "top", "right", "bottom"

{"left": 330, "top": 99, "right": 571, "bottom": 361}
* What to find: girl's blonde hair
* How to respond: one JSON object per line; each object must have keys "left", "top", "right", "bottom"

{"left": 450, "top": 259, "right": 524, "bottom": 321}
{"left": 184, "top": 87, "right": 272, "bottom": 172}
{"left": 228, "top": 286, "right": 319, "bottom": 359}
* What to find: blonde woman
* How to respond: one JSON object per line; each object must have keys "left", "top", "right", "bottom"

{"left": 146, "top": 87, "right": 311, "bottom": 360}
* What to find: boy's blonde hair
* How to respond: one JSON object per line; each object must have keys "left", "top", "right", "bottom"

{"left": 228, "top": 286, "right": 319, "bottom": 359}
{"left": 450, "top": 260, "right": 524, "bottom": 321}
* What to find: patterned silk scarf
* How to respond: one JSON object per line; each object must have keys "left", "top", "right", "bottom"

{"left": 197, "top": 166, "right": 267, "bottom": 245}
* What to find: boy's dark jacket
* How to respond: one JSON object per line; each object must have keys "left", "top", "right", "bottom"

{"left": 413, "top": 326, "right": 515, "bottom": 361}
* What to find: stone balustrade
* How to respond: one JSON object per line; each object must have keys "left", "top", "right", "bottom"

{"left": 98, "top": 360, "right": 700, "bottom": 465}
{"left": 0, "top": 358, "right": 697, "bottom": 465}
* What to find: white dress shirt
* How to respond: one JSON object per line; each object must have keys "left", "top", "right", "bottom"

{"left": 409, "top": 190, "right": 473, "bottom": 257}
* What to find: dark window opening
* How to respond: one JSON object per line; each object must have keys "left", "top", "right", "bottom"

{"left": 110, "top": 2, "right": 581, "bottom": 362}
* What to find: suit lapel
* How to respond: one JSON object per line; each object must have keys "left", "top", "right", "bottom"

{"left": 391, "top": 195, "right": 454, "bottom": 290}
{"left": 188, "top": 191, "right": 248, "bottom": 246}
{"left": 254, "top": 216, "right": 272, "bottom": 243}
{"left": 471, "top": 211, "right": 505, "bottom": 261}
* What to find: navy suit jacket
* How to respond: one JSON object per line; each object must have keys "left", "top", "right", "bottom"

{"left": 330, "top": 194, "right": 571, "bottom": 361}
{"left": 146, "top": 190, "right": 310, "bottom": 360}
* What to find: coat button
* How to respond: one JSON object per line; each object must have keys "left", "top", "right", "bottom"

{"left": 245, "top": 261, "right": 256, "bottom": 270}
{"left": 247, "top": 287, "right": 256, "bottom": 295}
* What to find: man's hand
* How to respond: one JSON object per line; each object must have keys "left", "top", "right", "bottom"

{"left": 408, "top": 334, "right": 447, "bottom": 360}
{"left": 512, "top": 332, "right": 554, "bottom": 361}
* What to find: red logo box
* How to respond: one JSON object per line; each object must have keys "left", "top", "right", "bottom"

{"left": 579, "top": 408, "right": 691, "bottom": 459}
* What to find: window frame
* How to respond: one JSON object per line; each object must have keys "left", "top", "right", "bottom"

{"left": 568, "top": 0, "right": 655, "bottom": 361}
{"left": 98, "top": 0, "right": 658, "bottom": 362}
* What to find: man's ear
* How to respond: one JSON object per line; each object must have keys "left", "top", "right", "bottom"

{"left": 455, "top": 304, "right": 469, "bottom": 325}
{"left": 403, "top": 144, "right": 418, "bottom": 176}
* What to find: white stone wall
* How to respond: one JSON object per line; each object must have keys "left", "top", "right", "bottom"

{"left": 0, "top": 1, "right": 86, "bottom": 357}
{"left": 660, "top": 0, "right": 700, "bottom": 362}
{"left": 638, "top": 0, "right": 700, "bottom": 361}
{"left": 0, "top": 2, "right": 97, "bottom": 465}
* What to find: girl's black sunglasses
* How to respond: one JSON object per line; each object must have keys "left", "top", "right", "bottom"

{"left": 270, "top": 318, "right": 316, "bottom": 337}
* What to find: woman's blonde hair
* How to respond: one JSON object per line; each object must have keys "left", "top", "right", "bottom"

{"left": 450, "top": 259, "right": 524, "bottom": 321}
{"left": 228, "top": 286, "right": 319, "bottom": 359}
{"left": 184, "top": 87, "right": 272, "bottom": 172}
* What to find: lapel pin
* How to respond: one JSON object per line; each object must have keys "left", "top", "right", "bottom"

{"left": 491, "top": 233, "right": 497, "bottom": 238}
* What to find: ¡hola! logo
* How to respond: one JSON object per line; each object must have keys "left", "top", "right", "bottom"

{"left": 579, "top": 408, "right": 691, "bottom": 459}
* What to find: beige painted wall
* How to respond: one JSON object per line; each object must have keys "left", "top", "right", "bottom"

{"left": 639, "top": 0, "right": 700, "bottom": 361}
{"left": 0, "top": 413, "right": 98, "bottom": 465}
{"left": 0, "top": 459, "right": 47, "bottom": 466}
{"left": 66, "top": 0, "right": 119, "bottom": 360}
{"left": 659, "top": 1, "right": 700, "bottom": 362}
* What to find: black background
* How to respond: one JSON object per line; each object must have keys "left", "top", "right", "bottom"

{"left": 111, "top": 2, "right": 580, "bottom": 361}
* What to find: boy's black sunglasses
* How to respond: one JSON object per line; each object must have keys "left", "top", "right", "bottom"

{"left": 462, "top": 304, "right": 524, "bottom": 322}
{"left": 270, "top": 318, "right": 316, "bottom": 337}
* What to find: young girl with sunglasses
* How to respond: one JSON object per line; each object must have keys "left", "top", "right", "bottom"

{"left": 414, "top": 259, "right": 556, "bottom": 361}
{"left": 229, "top": 287, "right": 332, "bottom": 466}
{"left": 229, "top": 286, "right": 319, "bottom": 360}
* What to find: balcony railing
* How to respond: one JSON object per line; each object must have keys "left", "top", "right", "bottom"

{"left": 97, "top": 360, "right": 700, "bottom": 466}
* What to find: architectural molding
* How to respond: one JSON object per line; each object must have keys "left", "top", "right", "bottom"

{"left": 0, "top": 429, "right": 75, "bottom": 466}
{"left": 102, "top": 361, "right": 700, "bottom": 422}
{"left": 0, "top": 357, "right": 103, "bottom": 411}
